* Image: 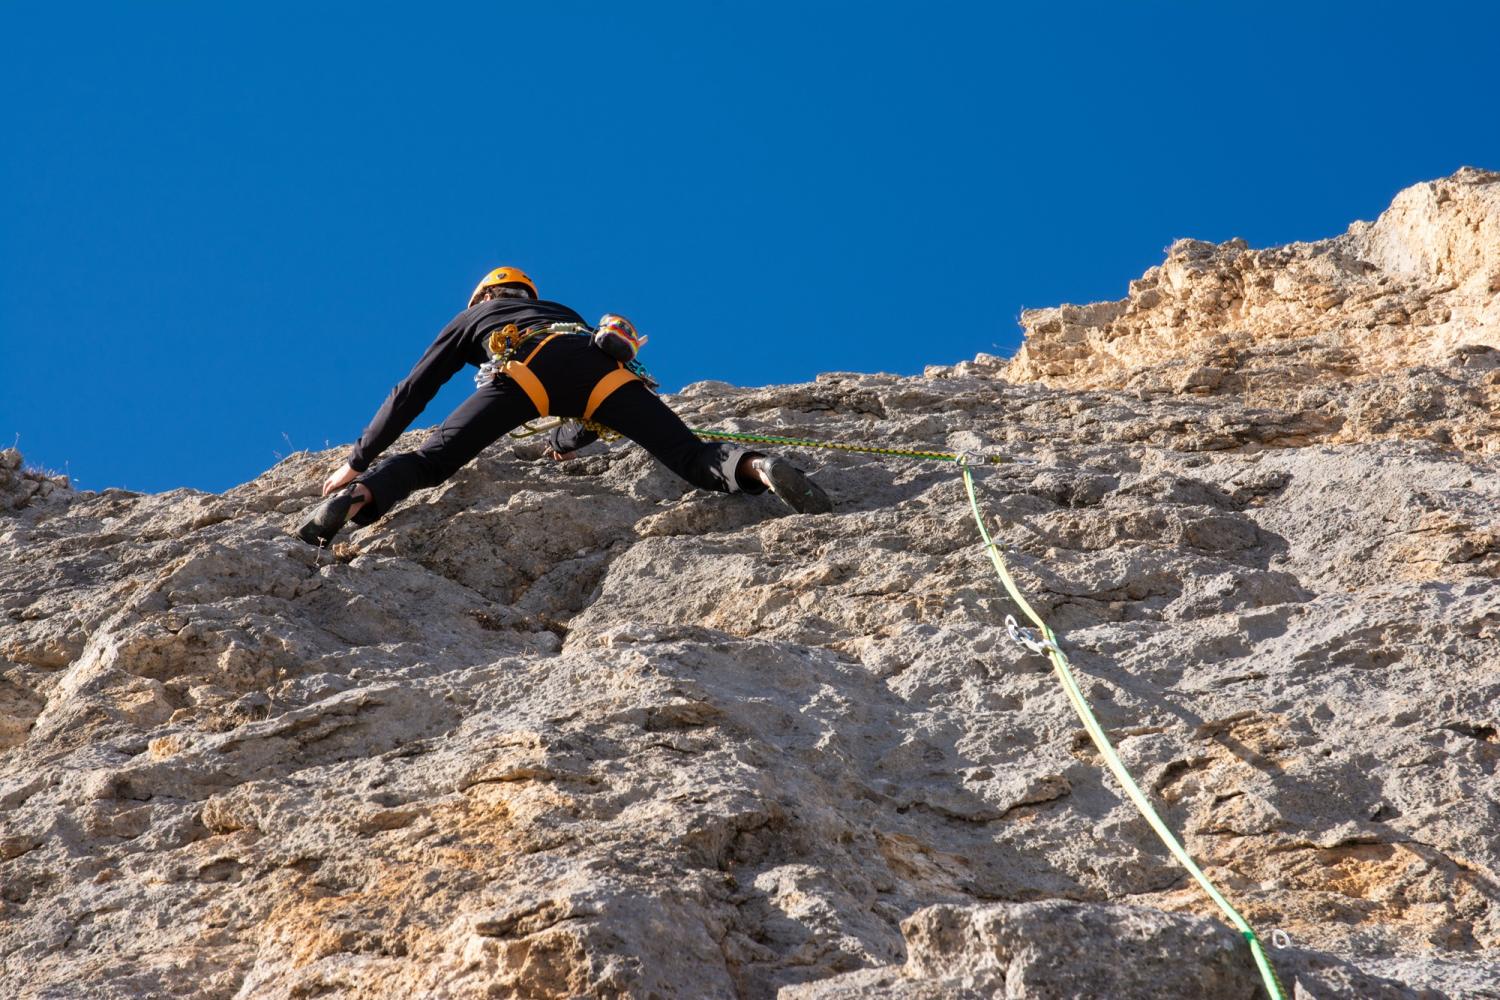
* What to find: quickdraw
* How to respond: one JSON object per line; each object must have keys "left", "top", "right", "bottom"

{"left": 1004, "top": 614, "right": 1057, "bottom": 655}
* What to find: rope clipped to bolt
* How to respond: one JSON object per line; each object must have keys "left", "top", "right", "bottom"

{"left": 958, "top": 458, "right": 1287, "bottom": 1000}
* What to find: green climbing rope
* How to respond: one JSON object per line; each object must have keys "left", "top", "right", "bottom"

{"left": 507, "top": 418, "right": 1011, "bottom": 464}
{"left": 959, "top": 460, "right": 1287, "bottom": 1000}
{"left": 689, "top": 427, "right": 1011, "bottom": 464}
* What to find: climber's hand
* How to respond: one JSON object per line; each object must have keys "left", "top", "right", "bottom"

{"left": 545, "top": 447, "right": 576, "bottom": 462}
{"left": 322, "top": 462, "right": 360, "bottom": 496}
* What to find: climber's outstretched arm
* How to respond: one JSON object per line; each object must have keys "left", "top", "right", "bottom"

{"left": 346, "top": 313, "right": 473, "bottom": 475}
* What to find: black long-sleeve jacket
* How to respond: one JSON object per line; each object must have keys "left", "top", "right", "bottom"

{"left": 348, "top": 298, "right": 587, "bottom": 471}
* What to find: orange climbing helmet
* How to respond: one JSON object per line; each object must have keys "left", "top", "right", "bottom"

{"left": 468, "top": 266, "right": 538, "bottom": 306}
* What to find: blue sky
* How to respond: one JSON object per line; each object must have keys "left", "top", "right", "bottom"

{"left": 3, "top": 2, "right": 1497, "bottom": 493}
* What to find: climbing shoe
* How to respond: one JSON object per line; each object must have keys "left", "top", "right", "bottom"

{"left": 296, "top": 487, "right": 358, "bottom": 546}
{"left": 511, "top": 440, "right": 552, "bottom": 462}
{"left": 751, "top": 456, "right": 833, "bottom": 515}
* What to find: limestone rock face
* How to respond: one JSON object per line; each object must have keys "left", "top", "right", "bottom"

{"left": 3, "top": 174, "right": 1498, "bottom": 998}
{"left": 782, "top": 901, "right": 1429, "bottom": 1000}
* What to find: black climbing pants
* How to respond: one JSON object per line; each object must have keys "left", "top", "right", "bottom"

{"left": 352, "top": 335, "right": 758, "bottom": 524}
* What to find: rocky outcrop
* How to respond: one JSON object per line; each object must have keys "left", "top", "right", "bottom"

{"left": 2, "top": 174, "right": 1497, "bottom": 998}
{"left": 0, "top": 448, "right": 73, "bottom": 513}
{"left": 784, "top": 901, "right": 1440, "bottom": 999}
{"left": 1006, "top": 168, "right": 1500, "bottom": 457}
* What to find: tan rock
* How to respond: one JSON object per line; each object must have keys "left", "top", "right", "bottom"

{"left": 1005, "top": 169, "right": 1500, "bottom": 458}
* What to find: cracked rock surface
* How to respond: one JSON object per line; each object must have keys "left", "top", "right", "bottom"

{"left": 2, "top": 172, "right": 1498, "bottom": 998}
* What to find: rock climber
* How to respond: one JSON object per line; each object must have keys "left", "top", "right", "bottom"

{"left": 296, "top": 266, "right": 832, "bottom": 545}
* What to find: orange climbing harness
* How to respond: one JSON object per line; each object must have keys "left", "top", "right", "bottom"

{"left": 484, "top": 323, "right": 642, "bottom": 422}
{"left": 582, "top": 367, "right": 640, "bottom": 421}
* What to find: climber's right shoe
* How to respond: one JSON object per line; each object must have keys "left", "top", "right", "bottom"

{"left": 511, "top": 440, "right": 552, "bottom": 462}
{"left": 296, "top": 487, "right": 358, "bottom": 546}
{"left": 751, "top": 456, "right": 833, "bottom": 515}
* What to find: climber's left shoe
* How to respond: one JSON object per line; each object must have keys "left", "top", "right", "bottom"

{"left": 296, "top": 487, "right": 358, "bottom": 546}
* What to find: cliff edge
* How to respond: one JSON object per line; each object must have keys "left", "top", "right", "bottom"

{"left": 1007, "top": 168, "right": 1500, "bottom": 456}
